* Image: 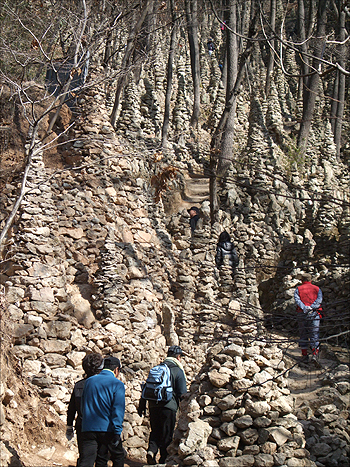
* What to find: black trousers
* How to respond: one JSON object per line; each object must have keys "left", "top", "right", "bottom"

{"left": 148, "top": 407, "right": 176, "bottom": 464}
{"left": 79, "top": 432, "right": 124, "bottom": 467}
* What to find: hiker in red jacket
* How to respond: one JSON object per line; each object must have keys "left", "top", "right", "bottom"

{"left": 294, "top": 273, "right": 323, "bottom": 362}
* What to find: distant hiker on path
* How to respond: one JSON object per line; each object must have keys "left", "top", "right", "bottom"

{"left": 215, "top": 231, "right": 239, "bottom": 274}
{"left": 66, "top": 353, "right": 105, "bottom": 467}
{"left": 79, "top": 356, "right": 125, "bottom": 467}
{"left": 138, "top": 346, "right": 187, "bottom": 465}
{"left": 207, "top": 38, "right": 215, "bottom": 56}
{"left": 188, "top": 206, "right": 200, "bottom": 233}
{"left": 294, "top": 273, "right": 323, "bottom": 362}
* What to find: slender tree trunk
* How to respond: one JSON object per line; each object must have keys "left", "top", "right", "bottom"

{"left": 161, "top": 0, "right": 177, "bottom": 148}
{"left": 297, "top": 0, "right": 328, "bottom": 152}
{"left": 333, "top": 5, "right": 346, "bottom": 159}
{"left": 265, "top": 0, "right": 276, "bottom": 96}
{"left": 185, "top": 0, "right": 201, "bottom": 127}
{"left": 47, "top": 0, "right": 88, "bottom": 133}
{"left": 218, "top": 0, "right": 238, "bottom": 175}
{"left": 210, "top": 0, "right": 258, "bottom": 223}
{"left": 110, "top": 0, "right": 152, "bottom": 127}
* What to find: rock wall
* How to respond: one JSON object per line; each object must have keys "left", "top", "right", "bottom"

{"left": 0, "top": 54, "right": 349, "bottom": 467}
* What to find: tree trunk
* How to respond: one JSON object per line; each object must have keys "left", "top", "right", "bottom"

{"left": 185, "top": 0, "right": 201, "bottom": 127}
{"left": 47, "top": 0, "right": 88, "bottom": 133}
{"left": 217, "top": 0, "right": 238, "bottom": 175}
{"left": 297, "top": 0, "right": 328, "bottom": 152}
{"left": 209, "top": 0, "right": 258, "bottom": 223}
{"left": 161, "top": 0, "right": 177, "bottom": 148}
{"left": 265, "top": 0, "right": 276, "bottom": 96}
{"left": 333, "top": 5, "right": 346, "bottom": 160}
{"left": 110, "top": 0, "right": 152, "bottom": 127}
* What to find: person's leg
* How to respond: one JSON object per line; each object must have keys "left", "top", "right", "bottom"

{"left": 76, "top": 426, "right": 82, "bottom": 466}
{"left": 148, "top": 407, "right": 162, "bottom": 458}
{"left": 94, "top": 432, "right": 110, "bottom": 467}
{"left": 309, "top": 316, "right": 320, "bottom": 355}
{"left": 107, "top": 435, "right": 125, "bottom": 467}
{"left": 297, "top": 313, "right": 309, "bottom": 353}
{"left": 78, "top": 432, "right": 98, "bottom": 467}
{"left": 158, "top": 409, "right": 176, "bottom": 464}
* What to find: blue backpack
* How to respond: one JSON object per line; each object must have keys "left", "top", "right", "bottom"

{"left": 141, "top": 363, "right": 173, "bottom": 402}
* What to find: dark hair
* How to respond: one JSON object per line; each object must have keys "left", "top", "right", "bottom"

{"left": 167, "top": 345, "right": 183, "bottom": 357}
{"left": 218, "top": 231, "right": 231, "bottom": 243}
{"left": 103, "top": 356, "right": 121, "bottom": 371}
{"left": 82, "top": 353, "right": 104, "bottom": 377}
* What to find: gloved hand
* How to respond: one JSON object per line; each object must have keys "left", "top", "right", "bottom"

{"left": 66, "top": 426, "right": 74, "bottom": 441}
{"left": 137, "top": 405, "right": 146, "bottom": 417}
{"left": 137, "top": 397, "right": 146, "bottom": 417}
{"left": 111, "top": 434, "right": 121, "bottom": 448}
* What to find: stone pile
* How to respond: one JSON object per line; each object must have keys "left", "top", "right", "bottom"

{"left": 168, "top": 329, "right": 317, "bottom": 467}
{"left": 167, "top": 330, "right": 350, "bottom": 467}
{"left": 295, "top": 383, "right": 350, "bottom": 467}
{"left": 1, "top": 59, "right": 349, "bottom": 467}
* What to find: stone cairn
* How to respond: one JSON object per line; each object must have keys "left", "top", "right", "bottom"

{"left": 166, "top": 329, "right": 350, "bottom": 467}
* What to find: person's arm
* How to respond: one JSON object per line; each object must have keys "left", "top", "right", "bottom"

{"left": 294, "top": 288, "right": 307, "bottom": 312}
{"left": 215, "top": 246, "right": 223, "bottom": 268}
{"left": 67, "top": 387, "right": 77, "bottom": 427}
{"left": 111, "top": 382, "right": 126, "bottom": 435}
{"left": 232, "top": 249, "right": 239, "bottom": 268}
{"left": 310, "top": 288, "right": 323, "bottom": 309}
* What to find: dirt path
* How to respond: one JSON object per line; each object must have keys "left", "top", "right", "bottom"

{"left": 281, "top": 343, "right": 340, "bottom": 408}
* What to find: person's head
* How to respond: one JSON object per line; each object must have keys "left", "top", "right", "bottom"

{"left": 103, "top": 356, "right": 122, "bottom": 377}
{"left": 301, "top": 273, "right": 312, "bottom": 283}
{"left": 167, "top": 345, "right": 184, "bottom": 360}
{"left": 188, "top": 206, "right": 199, "bottom": 218}
{"left": 218, "top": 231, "right": 231, "bottom": 243}
{"left": 82, "top": 353, "right": 104, "bottom": 378}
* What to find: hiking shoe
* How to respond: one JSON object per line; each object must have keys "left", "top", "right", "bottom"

{"left": 147, "top": 451, "right": 156, "bottom": 465}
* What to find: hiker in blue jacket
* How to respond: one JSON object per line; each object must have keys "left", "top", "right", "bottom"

{"left": 79, "top": 356, "right": 125, "bottom": 467}
{"left": 139, "top": 346, "right": 187, "bottom": 465}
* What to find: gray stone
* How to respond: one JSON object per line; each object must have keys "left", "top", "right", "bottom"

{"left": 218, "top": 455, "right": 255, "bottom": 467}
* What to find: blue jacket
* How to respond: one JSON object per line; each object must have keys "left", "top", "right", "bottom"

{"left": 81, "top": 369, "right": 125, "bottom": 434}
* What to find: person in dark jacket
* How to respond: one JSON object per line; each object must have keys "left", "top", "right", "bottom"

{"left": 79, "top": 356, "right": 125, "bottom": 467}
{"left": 138, "top": 346, "right": 187, "bottom": 465}
{"left": 207, "top": 38, "right": 215, "bottom": 56}
{"left": 66, "top": 353, "right": 104, "bottom": 466}
{"left": 294, "top": 273, "right": 323, "bottom": 362}
{"left": 215, "top": 231, "right": 239, "bottom": 273}
{"left": 188, "top": 206, "right": 200, "bottom": 233}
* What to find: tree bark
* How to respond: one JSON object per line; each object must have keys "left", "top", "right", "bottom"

{"left": 47, "top": 0, "right": 88, "bottom": 133}
{"left": 110, "top": 0, "right": 152, "bottom": 127}
{"left": 209, "top": 0, "right": 258, "bottom": 223}
{"left": 297, "top": 0, "right": 328, "bottom": 152}
{"left": 333, "top": 4, "right": 346, "bottom": 160}
{"left": 185, "top": 0, "right": 201, "bottom": 127}
{"left": 265, "top": 0, "right": 276, "bottom": 96}
{"left": 161, "top": 0, "right": 177, "bottom": 148}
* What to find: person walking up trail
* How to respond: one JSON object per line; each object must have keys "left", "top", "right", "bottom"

{"left": 215, "top": 231, "right": 239, "bottom": 274}
{"left": 294, "top": 273, "right": 323, "bottom": 362}
{"left": 79, "top": 356, "right": 125, "bottom": 467}
{"left": 138, "top": 346, "right": 187, "bottom": 465}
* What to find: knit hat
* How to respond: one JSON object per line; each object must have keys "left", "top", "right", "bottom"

{"left": 167, "top": 345, "right": 184, "bottom": 357}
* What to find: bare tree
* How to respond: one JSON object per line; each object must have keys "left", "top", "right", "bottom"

{"left": 210, "top": 0, "right": 258, "bottom": 223}
{"left": 161, "top": 0, "right": 178, "bottom": 148}
{"left": 297, "top": 0, "right": 329, "bottom": 152}
{"left": 331, "top": 1, "right": 347, "bottom": 159}
{"left": 110, "top": 0, "right": 153, "bottom": 128}
{"left": 185, "top": 0, "right": 201, "bottom": 127}
{"left": 265, "top": 0, "right": 276, "bottom": 96}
